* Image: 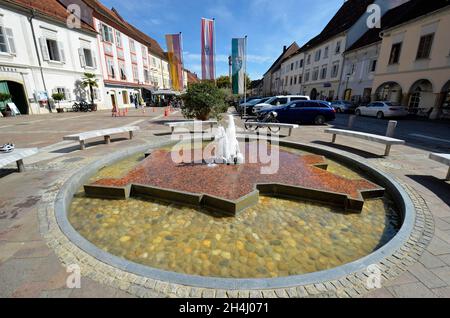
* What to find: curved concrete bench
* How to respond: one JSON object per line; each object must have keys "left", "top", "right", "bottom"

{"left": 164, "top": 120, "right": 218, "bottom": 133}
{"left": 245, "top": 122, "right": 299, "bottom": 136}
{"left": 430, "top": 153, "right": 450, "bottom": 181}
{"left": 0, "top": 148, "right": 38, "bottom": 172}
{"left": 325, "top": 128, "right": 405, "bottom": 156}
{"left": 63, "top": 126, "right": 140, "bottom": 150}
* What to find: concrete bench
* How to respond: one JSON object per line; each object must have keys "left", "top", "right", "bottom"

{"left": 244, "top": 122, "right": 299, "bottom": 136}
{"left": 429, "top": 153, "right": 450, "bottom": 181}
{"left": 0, "top": 148, "right": 38, "bottom": 172}
{"left": 63, "top": 126, "right": 140, "bottom": 150}
{"left": 324, "top": 128, "right": 405, "bottom": 156}
{"left": 164, "top": 120, "right": 218, "bottom": 133}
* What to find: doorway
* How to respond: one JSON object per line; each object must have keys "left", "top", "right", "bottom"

{"left": 0, "top": 80, "right": 29, "bottom": 114}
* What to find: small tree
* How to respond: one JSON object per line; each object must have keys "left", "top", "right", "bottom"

{"left": 81, "top": 73, "right": 98, "bottom": 105}
{"left": 181, "top": 82, "right": 228, "bottom": 121}
{"left": 52, "top": 92, "right": 65, "bottom": 110}
{"left": 0, "top": 92, "right": 11, "bottom": 111}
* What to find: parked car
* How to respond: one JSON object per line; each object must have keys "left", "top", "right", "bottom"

{"left": 257, "top": 100, "right": 336, "bottom": 125}
{"left": 331, "top": 100, "right": 355, "bottom": 113}
{"left": 355, "top": 101, "right": 409, "bottom": 119}
{"left": 253, "top": 95, "right": 310, "bottom": 113}
{"left": 240, "top": 97, "right": 271, "bottom": 115}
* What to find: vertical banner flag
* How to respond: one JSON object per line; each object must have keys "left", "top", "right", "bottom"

{"left": 201, "top": 18, "right": 215, "bottom": 81}
{"left": 232, "top": 38, "right": 246, "bottom": 95}
{"left": 165, "top": 33, "right": 184, "bottom": 91}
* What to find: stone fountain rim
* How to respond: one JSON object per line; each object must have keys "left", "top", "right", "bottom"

{"left": 54, "top": 138, "right": 416, "bottom": 290}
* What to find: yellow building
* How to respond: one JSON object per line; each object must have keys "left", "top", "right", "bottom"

{"left": 372, "top": 2, "right": 450, "bottom": 119}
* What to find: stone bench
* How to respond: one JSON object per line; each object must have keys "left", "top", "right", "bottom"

{"left": 324, "top": 128, "right": 405, "bottom": 156}
{"left": 429, "top": 153, "right": 450, "bottom": 181}
{"left": 244, "top": 122, "right": 299, "bottom": 136}
{"left": 164, "top": 120, "right": 218, "bottom": 133}
{"left": 63, "top": 126, "right": 140, "bottom": 150}
{"left": 0, "top": 148, "right": 38, "bottom": 172}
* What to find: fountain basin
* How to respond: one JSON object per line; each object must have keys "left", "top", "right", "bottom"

{"left": 56, "top": 139, "right": 416, "bottom": 289}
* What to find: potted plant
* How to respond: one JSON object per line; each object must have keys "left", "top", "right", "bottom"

{"left": 81, "top": 72, "right": 98, "bottom": 111}
{"left": 181, "top": 82, "right": 228, "bottom": 121}
{"left": 52, "top": 93, "right": 65, "bottom": 113}
{"left": 0, "top": 93, "right": 12, "bottom": 117}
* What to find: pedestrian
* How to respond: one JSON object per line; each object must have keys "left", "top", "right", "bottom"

{"left": 133, "top": 95, "right": 139, "bottom": 109}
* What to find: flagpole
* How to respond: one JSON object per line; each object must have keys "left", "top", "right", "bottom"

{"left": 244, "top": 35, "right": 248, "bottom": 118}
{"left": 213, "top": 18, "right": 216, "bottom": 86}
{"left": 180, "top": 31, "right": 184, "bottom": 91}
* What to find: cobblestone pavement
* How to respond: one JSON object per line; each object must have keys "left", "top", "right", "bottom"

{"left": 0, "top": 109, "right": 449, "bottom": 298}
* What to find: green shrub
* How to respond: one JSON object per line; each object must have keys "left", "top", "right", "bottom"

{"left": 181, "top": 82, "right": 228, "bottom": 121}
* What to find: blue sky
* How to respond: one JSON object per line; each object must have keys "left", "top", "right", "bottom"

{"left": 101, "top": 0, "right": 343, "bottom": 80}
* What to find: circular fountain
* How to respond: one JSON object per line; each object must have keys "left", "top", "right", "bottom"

{"left": 54, "top": 115, "right": 417, "bottom": 291}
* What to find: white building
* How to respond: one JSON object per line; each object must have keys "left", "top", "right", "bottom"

{"left": 0, "top": 0, "right": 103, "bottom": 115}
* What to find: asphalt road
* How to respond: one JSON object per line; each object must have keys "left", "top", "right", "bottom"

{"left": 331, "top": 114, "right": 450, "bottom": 153}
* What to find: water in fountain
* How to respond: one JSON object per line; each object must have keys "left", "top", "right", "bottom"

{"left": 214, "top": 115, "right": 244, "bottom": 165}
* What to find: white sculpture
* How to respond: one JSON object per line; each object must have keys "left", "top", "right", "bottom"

{"left": 214, "top": 115, "right": 244, "bottom": 165}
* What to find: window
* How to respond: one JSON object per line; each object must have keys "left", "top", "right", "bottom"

{"left": 0, "top": 26, "right": 16, "bottom": 54}
{"left": 299, "top": 59, "right": 304, "bottom": 68}
{"left": 115, "top": 31, "right": 122, "bottom": 47}
{"left": 295, "top": 61, "right": 298, "bottom": 69}
{"left": 315, "top": 49, "right": 321, "bottom": 62}
{"left": 416, "top": 33, "right": 434, "bottom": 60}
{"left": 132, "top": 64, "right": 139, "bottom": 81}
{"left": 79, "top": 48, "right": 96, "bottom": 68}
{"left": 53, "top": 87, "right": 71, "bottom": 101}
{"left": 370, "top": 59, "right": 377, "bottom": 73}
{"left": 389, "top": 42, "right": 402, "bottom": 64}
{"left": 291, "top": 63, "right": 294, "bottom": 71}
{"left": 335, "top": 41, "right": 341, "bottom": 54}
{"left": 118, "top": 61, "right": 126, "bottom": 80}
{"left": 144, "top": 69, "right": 150, "bottom": 82}
{"left": 307, "top": 54, "right": 311, "bottom": 65}
{"left": 130, "top": 40, "right": 136, "bottom": 53}
{"left": 290, "top": 77, "right": 293, "bottom": 86}
{"left": 101, "top": 24, "right": 114, "bottom": 43}
{"left": 106, "top": 57, "right": 115, "bottom": 78}
{"left": 294, "top": 76, "right": 297, "bottom": 85}
{"left": 298, "top": 75, "right": 302, "bottom": 84}
{"left": 331, "top": 62, "right": 339, "bottom": 78}
{"left": 350, "top": 64, "right": 356, "bottom": 75}
{"left": 312, "top": 67, "right": 319, "bottom": 81}
{"left": 320, "top": 66, "right": 327, "bottom": 79}
{"left": 305, "top": 70, "right": 310, "bottom": 82}
{"left": 324, "top": 46, "right": 329, "bottom": 59}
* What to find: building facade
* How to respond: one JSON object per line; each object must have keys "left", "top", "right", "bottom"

{"left": 372, "top": 1, "right": 450, "bottom": 119}
{"left": 0, "top": 0, "right": 103, "bottom": 115}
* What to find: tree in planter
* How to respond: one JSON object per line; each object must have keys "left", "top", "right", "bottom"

{"left": 181, "top": 82, "right": 228, "bottom": 121}
{"left": 52, "top": 92, "right": 65, "bottom": 112}
{"left": 81, "top": 73, "right": 98, "bottom": 108}
{"left": 0, "top": 92, "right": 12, "bottom": 116}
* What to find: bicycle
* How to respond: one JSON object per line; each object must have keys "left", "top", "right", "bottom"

{"left": 246, "top": 111, "right": 281, "bottom": 133}
{"left": 72, "top": 101, "right": 90, "bottom": 112}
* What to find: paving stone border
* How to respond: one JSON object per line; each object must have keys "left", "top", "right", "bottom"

{"left": 37, "top": 139, "right": 434, "bottom": 298}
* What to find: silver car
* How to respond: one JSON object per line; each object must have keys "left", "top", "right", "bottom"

{"left": 355, "top": 101, "right": 409, "bottom": 119}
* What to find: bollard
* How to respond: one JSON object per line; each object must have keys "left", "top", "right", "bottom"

{"left": 348, "top": 115, "right": 356, "bottom": 129}
{"left": 386, "top": 120, "right": 397, "bottom": 137}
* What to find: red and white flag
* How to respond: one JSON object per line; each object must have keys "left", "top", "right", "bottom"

{"left": 201, "top": 18, "right": 215, "bottom": 81}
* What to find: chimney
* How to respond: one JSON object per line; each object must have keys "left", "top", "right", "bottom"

{"left": 283, "top": 45, "right": 287, "bottom": 53}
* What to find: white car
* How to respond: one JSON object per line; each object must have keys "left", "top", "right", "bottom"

{"left": 355, "top": 101, "right": 409, "bottom": 119}
{"left": 253, "top": 95, "right": 310, "bottom": 113}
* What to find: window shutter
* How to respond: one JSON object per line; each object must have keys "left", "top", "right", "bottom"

{"left": 5, "top": 28, "right": 16, "bottom": 54}
{"left": 92, "top": 55, "right": 97, "bottom": 69}
{"left": 78, "top": 48, "right": 86, "bottom": 67}
{"left": 39, "top": 37, "right": 50, "bottom": 61}
{"left": 58, "top": 42, "right": 66, "bottom": 63}
{"left": 65, "top": 88, "right": 71, "bottom": 101}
